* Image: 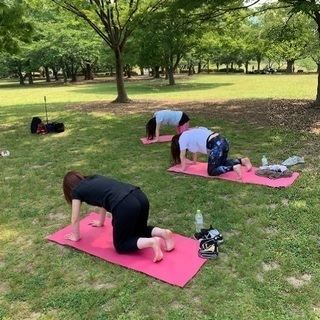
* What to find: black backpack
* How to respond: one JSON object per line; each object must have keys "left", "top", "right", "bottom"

{"left": 45, "top": 122, "right": 65, "bottom": 133}
{"left": 30, "top": 117, "right": 43, "bottom": 133}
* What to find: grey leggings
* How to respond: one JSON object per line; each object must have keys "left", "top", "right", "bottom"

{"left": 207, "top": 134, "right": 241, "bottom": 176}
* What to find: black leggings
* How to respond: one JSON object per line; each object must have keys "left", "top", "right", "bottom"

{"left": 207, "top": 135, "right": 241, "bottom": 176}
{"left": 179, "top": 112, "right": 190, "bottom": 126}
{"left": 112, "top": 188, "right": 153, "bottom": 253}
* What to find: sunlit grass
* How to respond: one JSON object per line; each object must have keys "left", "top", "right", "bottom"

{"left": 0, "top": 73, "right": 318, "bottom": 107}
{"left": 0, "top": 75, "right": 319, "bottom": 319}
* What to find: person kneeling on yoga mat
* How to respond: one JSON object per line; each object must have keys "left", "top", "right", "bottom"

{"left": 170, "top": 127, "right": 252, "bottom": 180}
{"left": 63, "top": 171, "right": 174, "bottom": 262}
{"left": 146, "top": 110, "right": 190, "bottom": 142}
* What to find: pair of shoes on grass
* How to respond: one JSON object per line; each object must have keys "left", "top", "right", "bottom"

{"left": 194, "top": 225, "right": 222, "bottom": 260}
{"left": 198, "top": 238, "right": 219, "bottom": 260}
{"left": 194, "top": 225, "right": 223, "bottom": 244}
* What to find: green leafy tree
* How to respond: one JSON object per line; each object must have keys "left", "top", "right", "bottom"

{"left": 51, "top": 0, "right": 171, "bottom": 102}
{"left": 0, "top": 0, "right": 33, "bottom": 54}
{"left": 276, "top": 0, "right": 320, "bottom": 104}
{"left": 131, "top": 3, "right": 199, "bottom": 85}
{"left": 260, "top": 8, "right": 311, "bottom": 72}
{"left": 6, "top": 1, "right": 106, "bottom": 84}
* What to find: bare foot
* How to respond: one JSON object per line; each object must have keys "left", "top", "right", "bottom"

{"left": 242, "top": 157, "right": 252, "bottom": 171}
{"left": 152, "top": 237, "right": 163, "bottom": 263}
{"left": 163, "top": 229, "right": 175, "bottom": 252}
{"left": 233, "top": 164, "right": 242, "bottom": 180}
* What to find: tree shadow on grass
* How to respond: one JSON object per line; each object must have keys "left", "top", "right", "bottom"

{"left": 66, "top": 98, "right": 320, "bottom": 134}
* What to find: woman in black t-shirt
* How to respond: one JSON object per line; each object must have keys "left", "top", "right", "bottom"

{"left": 63, "top": 171, "right": 174, "bottom": 262}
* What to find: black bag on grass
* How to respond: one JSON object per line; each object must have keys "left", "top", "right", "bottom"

{"left": 30, "top": 117, "right": 43, "bottom": 133}
{"left": 45, "top": 122, "right": 65, "bottom": 133}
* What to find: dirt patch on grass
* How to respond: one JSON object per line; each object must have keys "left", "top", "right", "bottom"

{"left": 68, "top": 98, "right": 320, "bottom": 134}
{"left": 286, "top": 274, "right": 312, "bottom": 288}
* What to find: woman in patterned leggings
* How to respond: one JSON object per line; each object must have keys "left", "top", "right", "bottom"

{"left": 170, "top": 127, "right": 252, "bottom": 179}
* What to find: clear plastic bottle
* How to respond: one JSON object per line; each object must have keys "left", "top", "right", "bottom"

{"left": 261, "top": 155, "right": 268, "bottom": 166}
{"left": 195, "top": 209, "right": 204, "bottom": 233}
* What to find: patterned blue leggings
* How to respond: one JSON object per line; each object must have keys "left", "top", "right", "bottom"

{"left": 207, "top": 135, "right": 241, "bottom": 176}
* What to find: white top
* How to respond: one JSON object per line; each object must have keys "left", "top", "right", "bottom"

{"left": 154, "top": 110, "right": 183, "bottom": 126}
{"left": 179, "top": 127, "right": 213, "bottom": 154}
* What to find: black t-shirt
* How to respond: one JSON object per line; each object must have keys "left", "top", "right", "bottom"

{"left": 71, "top": 174, "right": 138, "bottom": 212}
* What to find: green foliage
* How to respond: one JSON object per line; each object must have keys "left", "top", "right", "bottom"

{"left": 0, "top": 0, "right": 34, "bottom": 54}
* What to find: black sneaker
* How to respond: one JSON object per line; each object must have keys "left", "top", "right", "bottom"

{"left": 194, "top": 225, "right": 223, "bottom": 244}
{"left": 198, "top": 238, "right": 219, "bottom": 260}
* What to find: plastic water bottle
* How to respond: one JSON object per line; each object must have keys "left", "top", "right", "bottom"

{"left": 195, "top": 209, "right": 204, "bottom": 233}
{"left": 261, "top": 155, "right": 268, "bottom": 166}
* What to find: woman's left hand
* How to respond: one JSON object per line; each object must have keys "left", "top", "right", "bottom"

{"left": 89, "top": 220, "right": 103, "bottom": 227}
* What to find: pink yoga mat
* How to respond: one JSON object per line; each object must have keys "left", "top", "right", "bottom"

{"left": 47, "top": 212, "right": 206, "bottom": 287}
{"left": 168, "top": 161, "right": 299, "bottom": 188}
{"left": 140, "top": 135, "right": 173, "bottom": 144}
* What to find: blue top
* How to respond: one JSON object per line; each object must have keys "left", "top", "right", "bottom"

{"left": 153, "top": 110, "right": 183, "bottom": 126}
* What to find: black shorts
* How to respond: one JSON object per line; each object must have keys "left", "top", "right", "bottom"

{"left": 179, "top": 112, "right": 190, "bottom": 126}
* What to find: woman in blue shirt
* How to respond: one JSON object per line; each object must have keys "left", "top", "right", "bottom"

{"left": 146, "top": 110, "right": 190, "bottom": 142}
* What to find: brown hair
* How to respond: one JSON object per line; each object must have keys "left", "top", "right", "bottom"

{"left": 63, "top": 171, "right": 86, "bottom": 205}
{"left": 170, "top": 134, "right": 182, "bottom": 164}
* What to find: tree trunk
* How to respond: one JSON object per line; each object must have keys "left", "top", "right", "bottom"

{"left": 52, "top": 67, "right": 59, "bottom": 81}
{"left": 286, "top": 60, "right": 294, "bottom": 73}
{"left": 315, "top": 63, "right": 320, "bottom": 106}
{"left": 198, "top": 61, "right": 202, "bottom": 74}
{"left": 45, "top": 66, "right": 51, "bottom": 82}
{"left": 84, "top": 63, "right": 93, "bottom": 80}
{"left": 168, "top": 66, "right": 175, "bottom": 85}
{"left": 62, "top": 68, "right": 68, "bottom": 83}
{"left": 18, "top": 72, "right": 25, "bottom": 85}
{"left": 28, "top": 73, "right": 33, "bottom": 84}
{"left": 165, "top": 69, "right": 168, "bottom": 80}
{"left": 113, "top": 47, "right": 131, "bottom": 103}
{"left": 257, "top": 59, "right": 261, "bottom": 73}
{"left": 153, "top": 66, "right": 160, "bottom": 78}
{"left": 125, "top": 65, "right": 131, "bottom": 78}
{"left": 71, "top": 73, "right": 77, "bottom": 82}
{"left": 245, "top": 61, "right": 249, "bottom": 74}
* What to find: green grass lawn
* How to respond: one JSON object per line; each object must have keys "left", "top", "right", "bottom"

{"left": 0, "top": 74, "right": 319, "bottom": 319}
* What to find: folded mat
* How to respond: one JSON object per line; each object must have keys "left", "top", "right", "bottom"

{"left": 168, "top": 160, "right": 299, "bottom": 188}
{"left": 140, "top": 135, "right": 173, "bottom": 144}
{"left": 47, "top": 212, "right": 206, "bottom": 287}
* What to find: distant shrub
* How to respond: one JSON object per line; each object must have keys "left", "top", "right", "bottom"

{"left": 214, "top": 68, "right": 244, "bottom": 73}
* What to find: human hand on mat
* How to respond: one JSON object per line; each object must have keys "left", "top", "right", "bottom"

{"left": 88, "top": 220, "right": 104, "bottom": 227}
{"left": 88, "top": 208, "right": 106, "bottom": 227}
{"left": 64, "top": 232, "right": 81, "bottom": 241}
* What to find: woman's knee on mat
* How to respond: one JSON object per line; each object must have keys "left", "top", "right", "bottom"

{"left": 114, "top": 238, "right": 138, "bottom": 254}
{"left": 207, "top": 165, "right": 230, "bottom": 176}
